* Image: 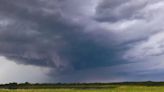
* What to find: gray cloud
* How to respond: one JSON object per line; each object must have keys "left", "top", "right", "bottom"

{"left": 1, "top": 0, "right": 164, "bottom": 83}
{"left": 0, "top": 0, "right": 122, "bottom": 80}
{"left": 95, "top": 0, "right": 147, "bottom": 22}
{"left": 0, "top": 0, "right": 78, "bottom": 70}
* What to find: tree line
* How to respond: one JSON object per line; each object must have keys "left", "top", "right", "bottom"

{"left": 1, "top": 81, "right": 164, "bottom": 89}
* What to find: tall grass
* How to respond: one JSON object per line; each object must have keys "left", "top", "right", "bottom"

{"left": 0, "top": 86, "right": 164, "bottom": 92}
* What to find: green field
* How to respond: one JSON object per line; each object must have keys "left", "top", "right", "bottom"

{"left": 1, "top": 82, "right": 164, "bottom": 92}
{"left": 0, "top": 86, "right": 164, "bottom": 92}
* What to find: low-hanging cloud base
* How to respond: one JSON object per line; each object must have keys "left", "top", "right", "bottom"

{"left": 0, "top": 0, "right": 164, "bottom": 83}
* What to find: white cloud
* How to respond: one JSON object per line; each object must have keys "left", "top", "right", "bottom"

{"left": 124, "top": 32, "right": 164, "bottom": 60}
{"left": 0, "top": 56, "right": 52, "bottom": 83}
{"left": 96, "top": 0, "right": 164, "bottom": 43}
{"left": 95, "top": 0, "right": 164, "bottom": 79}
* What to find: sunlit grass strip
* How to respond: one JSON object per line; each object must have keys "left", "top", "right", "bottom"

{"left": 1, "top": 86, "right": 164, "bottom": 92}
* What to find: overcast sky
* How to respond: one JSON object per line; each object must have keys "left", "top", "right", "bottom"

{"left": 0, "top": 0, "right": 164, "bottom": 83}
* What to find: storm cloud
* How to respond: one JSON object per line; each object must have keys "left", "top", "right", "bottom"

{"left": 0, "top": 0, "right": 164, "bottom": 83}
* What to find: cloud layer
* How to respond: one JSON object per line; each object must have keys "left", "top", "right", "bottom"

{"left": 0, "top": 0, "right": 164, "bottom": 82}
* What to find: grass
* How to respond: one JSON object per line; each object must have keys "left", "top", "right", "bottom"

{"left": 1, "top": 82, "right": 164, "bottom": 92}
{"left": 0, "top": 86, "right": 164, "bottom": 92}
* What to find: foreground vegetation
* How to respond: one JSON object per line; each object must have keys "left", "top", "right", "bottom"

{"left": 0, "top": 86, "right": 164, "bottom": 92}
{"left": 0, "top": 82, "right": 164, "bottom": 92}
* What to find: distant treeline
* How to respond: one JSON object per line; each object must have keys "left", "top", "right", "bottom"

{"left": 1, "top": 81, "right": 164, "bottom": 89}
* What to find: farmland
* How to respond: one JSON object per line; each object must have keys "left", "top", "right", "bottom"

{"left": 0, "top": 87, "right": 164, "bottom": 92}
{"left": 0, "top": 82, "right": 164, "bottom": 92}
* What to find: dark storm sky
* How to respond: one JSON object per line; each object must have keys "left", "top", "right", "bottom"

{"left": 0, "top": 0, "right": 164, "bottom": 83}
